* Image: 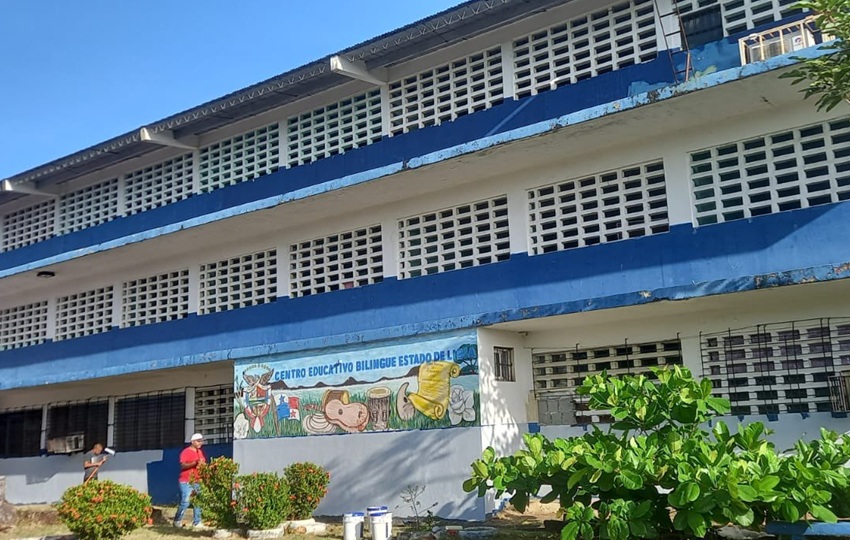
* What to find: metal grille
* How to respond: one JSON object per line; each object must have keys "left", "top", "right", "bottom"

{"left": 194, "top": 385, "right": 234, "bottom": 444}
{"left": 55, "top": 286, "right": 114, "bottom": 341}
{"left": 1, "top": 200, "right": 56, "bottom": 252}
{"left": 47, "top": 400, "right": 109, "bottom": 449}
{"left": 289, "top": 225, "right": 383, "bottom": 297}
{"left": 388, "top": 47, "right": 504, "bottom": 135}
{"left": 701, "top": 318, "right": 850, "bottom": 416}
{"left": 0, "top": 409, "right": 43, "bottom": 458}
{"left": 121, "top": 270, "right": 190, "bottom": 327}
{"left": 533, "top": 339, "right": 683, "bottom": 424}
{"left": 0, "top": 301, "right": 48, "bottom": 350}
{"left": 114, "top": 391, "right": 186, "bottom": 451}
{"left": 59, "top": 179, "right": 119, "bottom": 234}
{"left": 494, "top": 346, "right": 516, "bottom": 382}
{"left": 286, "top": 90, "right": 382, "bottom": 167}
{"left": 199, "top": 124, "right": 280, "bottom": 193}
{"left": 199, "top": 249, "right": 278, "bottom": 315}
{"left": 674, "top": 0, "right": 802, "bottom": 35}
{"left": 691, "top": 117, "right": 850, "bottom": 226}
{"left": 512, "top": 0, "right": 657, "bottom": 99}
{"left": 398, "top": 196, "right": 510, "bottom": 279}
{"left": 528, "top": 160, "right": 668, "bottom": 255}
{"left": 125, "top": 154, "right": 194, "bottom": 215}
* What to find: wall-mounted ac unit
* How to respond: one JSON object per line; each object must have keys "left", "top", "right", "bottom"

{"left": 742, "top": 25, "right": 815, "bottom": 65}
{"left": 46, "top": 433, "right": 85, "bottom": 454}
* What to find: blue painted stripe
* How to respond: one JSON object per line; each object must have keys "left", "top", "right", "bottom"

{"left": 0, "top": 162, "right": 405, "bottom": 279}
{"left": 3, "top": 201, "right": 850, "bottom": 390}
{"left": 0, "top": 44, "right": 831, "bottom": 279}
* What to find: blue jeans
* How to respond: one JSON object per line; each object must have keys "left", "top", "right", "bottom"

{"left": 174, "top": 482, "right": 201, "bottom": 526}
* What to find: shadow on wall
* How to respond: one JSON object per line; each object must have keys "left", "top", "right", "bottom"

{"left": 235, "top": 428, "right": 487, "bottom": 520}
{"left": 147, "top": 442, "right": 233, "bottom": 505}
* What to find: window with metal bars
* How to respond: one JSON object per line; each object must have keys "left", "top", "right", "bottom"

{"left": 701, "top": 318, "right": 850, "bottom": 416}
{"left": 114, "top": 392, "right": 186, "bottom": 451}
{"left": 0, "top": 409, "right": 43, "bottom": 458}
{"left": 194, "top": 385, "right": 234, "bottom": 444}
{"left": 534, "top": 338, "right": 683, "bottom": 425}
{"left": 47, "top": 401, "right": 109, "bottom": 451}
{"left": 494, "top": 347, "right": 516, "bottom": 382}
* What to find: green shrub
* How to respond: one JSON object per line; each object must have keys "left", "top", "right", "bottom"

{"left": 236, "top": 472, "right": 290, "bottom": 530}
{"left": 465, "top": 366, "right": 850, "bottom": 540}
{"left": 56, "top": 480, "right": 152, "bottom": 540}
{"left": 283, "top": 462, "right": 330, "bottom": 520}
{"left": 195, "top": 456, "right": 240, "bottom": 529}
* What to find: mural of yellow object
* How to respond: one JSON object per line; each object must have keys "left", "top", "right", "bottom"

{"left": 407, "top": 361, "right": 461, "bottom": 420}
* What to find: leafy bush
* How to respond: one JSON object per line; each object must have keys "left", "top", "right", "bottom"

{"left": 464, "top": 366, "right": 850, "bottom": 540}
{"left": 236, "top": 472, "right": 290, "bottom": 530}
{"left": 283, "top": 462, "right": 330, "bottom": 520}
{"left": 195, "top": 456, "right": 240, "bottom": 529}
{"left": 56, "top": 480, "right": 152, "bottom": 540}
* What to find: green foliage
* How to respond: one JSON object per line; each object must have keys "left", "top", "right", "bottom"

{"left": 195, "top": 456, "right": 240, "bottom": 529}
{"left": 283, "top": 462, "right": 330, "bottom": 520}
{"left": 56, "top": 480, "right": 152, "bottom": 540}
{"left": 235, "top": 472, "right": 290, "bottom": 530}
{"left": 464, "top": 366, "right": 850, "bottom": 540}
{"left": 781, "top": 0, "right": 850, "bottom": 111}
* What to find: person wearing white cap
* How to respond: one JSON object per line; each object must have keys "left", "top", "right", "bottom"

{"left": 173, "top": 433, "right": 206, "bottom": 528}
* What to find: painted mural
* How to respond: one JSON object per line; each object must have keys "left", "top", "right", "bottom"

{"left": 233, "top": 332, "right": 479, "bottom": 438}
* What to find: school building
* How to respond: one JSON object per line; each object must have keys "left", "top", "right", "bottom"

{"left": 1, "top": 0, "right": 848, "bottom": 519}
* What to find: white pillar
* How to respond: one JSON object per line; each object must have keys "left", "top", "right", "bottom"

{"left": 185, "top": 387, "right": 196, "bottom": 441}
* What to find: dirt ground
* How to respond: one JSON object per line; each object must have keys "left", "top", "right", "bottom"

{"left": 1, "top": 501, "right": 562, "bottom": 540}
{"left": 489, "top": 500, "right": 562, "bottom": 530}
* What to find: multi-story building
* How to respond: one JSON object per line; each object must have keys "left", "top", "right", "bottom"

{"left": 1, "top": 0, "right": 847, "bottom": 519}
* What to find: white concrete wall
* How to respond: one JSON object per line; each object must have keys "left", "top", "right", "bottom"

{"left": 476, "top": 328, "right": 535, "bottom": 514}
{"left": 0, "top": 450, "right": 162, "bottom": 504}
{"left": 5, "top": 99, "right": 846, "bottom": 317}
{"left": 234, "top": 427, "right": 487, "bottom": 520}
{"left": 541, "top": 412, "right": 850, "bottom": 455}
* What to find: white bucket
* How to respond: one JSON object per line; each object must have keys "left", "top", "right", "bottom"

{"left": 343, "top": 512, "right": 364, "bottom": 540}
{"left": 369, "top": 511, "right": 392, "bottom": 540}
{"left": 364, "top": 506, "right": 387, "bottom": 535}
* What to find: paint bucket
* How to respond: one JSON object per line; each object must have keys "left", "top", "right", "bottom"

{"left": 342, "top": 512, "right": 364, "bottom": 540}
{"left": 368, "top": 511, "right": 392, "bottom": 540}
{"left": 364, "top": 506, "right": 387, "bottom": 536}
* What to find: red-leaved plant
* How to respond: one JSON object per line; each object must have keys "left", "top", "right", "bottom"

{"left": 283, "top": 462, "right": 330, "bottom": 520}
{"left": 56, "top": 480, "right": 152, "bottom": 540}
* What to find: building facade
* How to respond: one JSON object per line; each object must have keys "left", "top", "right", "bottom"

{"left": 1, "top": 0, "right": 848, "bottom": 520}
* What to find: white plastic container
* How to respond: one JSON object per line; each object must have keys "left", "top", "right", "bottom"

{"left": 364, "top": 506, "right": 387, "bottom": 535}
{"left": 369, "top": 511, "right": 392, "bottom": 540}
{"left": 343, "top": 512, "right": 365, "bottom": 540}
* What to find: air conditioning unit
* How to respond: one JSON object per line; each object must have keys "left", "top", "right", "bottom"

{"left": 46, "top": 433, "right": 85, "bottom": 454}
{"left": 744, "top": 27, "right": 813, "bottom": 64}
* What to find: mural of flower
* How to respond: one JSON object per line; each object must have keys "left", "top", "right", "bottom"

{"left": 234, "top": 413, "right": 250, "bottom": 439}
{"left": 448, "top": 385, "right": 475, "bottom": 425}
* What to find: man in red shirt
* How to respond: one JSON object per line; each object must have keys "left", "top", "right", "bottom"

{"left": 173, "top": 433, "right": 206, "bottom": 528}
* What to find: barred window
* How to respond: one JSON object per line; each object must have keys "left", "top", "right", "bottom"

{"left": 47, "top": 401, "right": 109, "bottom": 451}
{"left": 534, "top": 338, "right": 683, "bottom": 425}
{"left": 194, "top": 385, "right": 234, "bottom": 444}
{"left": 494, "top": 347, "right": 516, "bottom": 382}
{"left": 0, "top": 409, "right": 43, "bottom": 458}
{"left": 702, "top": 318, "right": 850, "bottom": 416}
{"left": 114, "top": 392, "right": 186, "bottom": 451}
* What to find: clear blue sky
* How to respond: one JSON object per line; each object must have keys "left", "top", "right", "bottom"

{"left": 0, "top": 1, "right": 462, "bottom": 179}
